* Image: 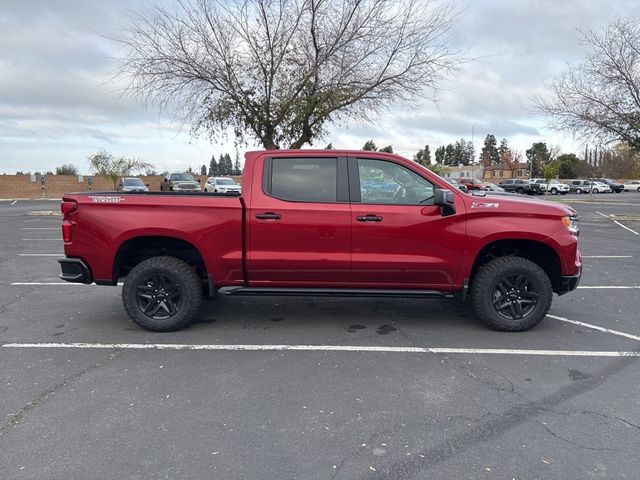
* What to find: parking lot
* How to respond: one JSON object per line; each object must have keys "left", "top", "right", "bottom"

{"left": 1, "top": 193, "right": 639, "bottom": 479}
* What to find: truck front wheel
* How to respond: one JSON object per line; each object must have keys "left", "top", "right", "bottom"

{"left": 122, "top": 256, "right": 202, "bottom": 332}
{"left": 470, "top": 257, "right": 552, "bottom": 332}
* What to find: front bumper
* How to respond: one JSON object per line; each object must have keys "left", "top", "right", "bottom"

{"left": 58, "top": 257, "right": 92, "bottom": 284}
{"left": 558, "top": 264, "right": 581, "bottom": 295}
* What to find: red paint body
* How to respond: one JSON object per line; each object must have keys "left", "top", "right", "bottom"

{"left": 61, "top": 150, "right": 580, "bottom": 292}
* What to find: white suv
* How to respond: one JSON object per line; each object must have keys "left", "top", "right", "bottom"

{"left": 205, "top": 176, "right": 241, "bottom": 194}
{"left": 546, "top": 179, "right": 570, "bottom": 195}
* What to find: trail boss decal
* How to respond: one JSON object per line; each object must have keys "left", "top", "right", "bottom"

{"left": 88, "top": 196, "right": 125, "bottom": 203}
{"left": 471, "top": 202, "right": 500, "bottom": 209}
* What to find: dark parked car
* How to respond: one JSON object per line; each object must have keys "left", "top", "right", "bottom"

{"left": 593, "top": 178, "right": 624, "bottom": 193}
{"left": 160, "top": 173, "right": 201, "bottom": 192}
{"left": 498, "top": 179, "right": 543, "bottom": 195}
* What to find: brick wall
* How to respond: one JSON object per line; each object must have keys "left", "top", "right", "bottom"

{"left": 0, "top": 174, "right": 242, "bottom": 199}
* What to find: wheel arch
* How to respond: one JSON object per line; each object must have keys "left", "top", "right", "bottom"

{"left": 113, "top": 235, "right": 213, "bottom": 295}
{"left": 469, "top": 239, "right": 563, "bottom": 293}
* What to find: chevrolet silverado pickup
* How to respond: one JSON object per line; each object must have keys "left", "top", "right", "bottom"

{"left": 59, "top": 150, "right": 581, "bottom": 332}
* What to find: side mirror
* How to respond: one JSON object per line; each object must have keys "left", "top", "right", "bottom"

{"left": 434, "top": 189, "right": 456, "bottom": 216}
{"left": 197, "top": 179, "right": 201, "bottom": 183}
{"left": 145, "top": 184, "right": 149, "bottom": 187}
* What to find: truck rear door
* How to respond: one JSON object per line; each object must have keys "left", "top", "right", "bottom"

{"left": 246, "top": 155, "right": 351, "bottom": 285}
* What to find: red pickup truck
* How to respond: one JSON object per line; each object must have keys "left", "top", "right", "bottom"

{"left": 59, "top": 150, "right": 581, "bottom": 332}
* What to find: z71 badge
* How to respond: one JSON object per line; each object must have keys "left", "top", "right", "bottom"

{"left": 471, "top": 202, "right": 499, "bottom": 209}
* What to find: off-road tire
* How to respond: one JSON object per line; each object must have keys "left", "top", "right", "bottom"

{"left": 550, "top": 187, "right": 558, "bottom": 195}
{"left": 122, "top": 256, "right": 202, "bottom": 332}
{"left": 471, "top": 256, "right": 552, "bottom": 332}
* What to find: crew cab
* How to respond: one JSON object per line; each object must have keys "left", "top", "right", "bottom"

{"left": 160, "top": 173, "right": 200, "bottom": 192}
{"left": 58, "top": 150, "right": 581, "bottom": 333}
{"left": 459, "top": 178, "right": 487, "bottom": 191}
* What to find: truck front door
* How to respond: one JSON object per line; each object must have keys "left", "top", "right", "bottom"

{"left": 349, "top": 157, "right": 465, "bottom": 289}
{"left": 247, "top": 155, "right": 351, "bottom": 285}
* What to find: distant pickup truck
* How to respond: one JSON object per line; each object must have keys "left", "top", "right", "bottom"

{"left": 498, "top": 179, "right": 544, "bottom": 195}
{"left": 58, "top": 150, "right": 581, "bottom": 333}
{"left": 160, "top": 173, "right": 200, "bottom": 192}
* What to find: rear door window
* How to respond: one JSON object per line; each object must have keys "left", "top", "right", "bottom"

{"left": 266, "top": 157, "right": 339, "bottom": 203}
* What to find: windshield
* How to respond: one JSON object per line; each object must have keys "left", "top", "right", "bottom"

{"left": 123, "top": 178, "right": 144, "bottom": 186}
{"left": 171, "top": 174, "right": 196, "bottom": 182}
{"left": 216, "top": 178, "right": 236, "bottom": 185}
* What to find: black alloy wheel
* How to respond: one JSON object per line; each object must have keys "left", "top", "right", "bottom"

{"left": 136, "top": 274, "right": 183, "bottom": 320}
{"left": 491, "top": 274, "right": 539, "bottom": 320}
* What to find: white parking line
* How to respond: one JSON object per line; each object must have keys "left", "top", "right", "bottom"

{"left": 1, "top": 342, "right": 639, "bottom": 357}
{"left": 547, "top": 314, "right": 640, "bottom": 342}
{"left": 581, "top": 255, "right": 633, "bottom": 259}
{"left": 578, "top": 286, "right": 640, "bottom": 289}
{"left": 595, "top": 211, "right": 640, "bottom": 235}
{"left": 11, "top": 200, "right": 17, "bottom": 206}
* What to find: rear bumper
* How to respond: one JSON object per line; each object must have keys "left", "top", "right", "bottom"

{"left": 557, "top": 265, "right": 581, "bottom": 296}
{"left": 58, "top": 257, "right": 92, "bottom": 284}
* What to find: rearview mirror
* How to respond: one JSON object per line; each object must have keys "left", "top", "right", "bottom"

{"left": 434, "top": 189, "right": 456, "bottom": 216}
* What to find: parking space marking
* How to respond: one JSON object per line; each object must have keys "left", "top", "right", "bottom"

{"left": 11, "top": 200, "right": 17, "bottom": 205}
{"left": 547, "top": 314, "right": 640, "bottom": 342}
{"left": 578, "top": 286, "right": 640, "bottom": 289}
{"left": 1, "top": 342, "right": 639, "bottom": 357}
{"left": 595, "top": 210, "right": 640, "bottom": 235}
{"left": 581, "top": 255, "right": 633, "bottom": 258}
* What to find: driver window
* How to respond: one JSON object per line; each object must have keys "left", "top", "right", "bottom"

{"left": 358, "top": 159, "right": 434, "bottom": 205}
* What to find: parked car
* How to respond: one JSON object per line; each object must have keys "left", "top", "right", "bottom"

{"left": 117, "top": 177, "right": 149, "bottom": 192}
{"left": 459, "top": 178, "right": 487, "bottom": 190}
{"left": 498, "top": 179, "right": 543, "bottom": 195}
{"left": 443, "top": 178, "right": 468, "bottom": 193}
{"left": 623, "top": 180, "right": 640, "bottom": 192}
{"left": 546, "top": 179, "right": 570, "bottom": 195}
{"left": 483, "top": 182, "right": 505, "bottom": 192}
{"left": 160, "top": 173, "right": 201, "bottom": 192}
{"left": 593, "top": 178, "right": 624, "bottom": 193}
{"left": 205, "top": 176, "right": 242, "bottom": 194}
{"left": 529, "top": 179, "right": 548, "bottom": 194}
{"left": 568, "top": 179, "right": 591, "bottom": 194}
{"left": 589, "top": 181, "right": 611, "bottom": 194}
{"left": 59, "top": 148, "right": 581, "bottom": 333}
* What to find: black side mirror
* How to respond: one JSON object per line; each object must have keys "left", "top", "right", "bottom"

{"left": 434, "top": 189, "right": 456, "bottom": 216}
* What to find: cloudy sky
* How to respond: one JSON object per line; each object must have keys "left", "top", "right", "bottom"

{"left": 0, "top": 0, "right": 637, "bottom": 174}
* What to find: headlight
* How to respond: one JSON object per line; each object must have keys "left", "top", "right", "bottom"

{"left": 562, "top": 215, "right": 579, "bottom": 236}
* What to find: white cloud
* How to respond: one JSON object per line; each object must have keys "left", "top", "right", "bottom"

{"left": 0, "top": 0, "right": 638, "bottom": 173}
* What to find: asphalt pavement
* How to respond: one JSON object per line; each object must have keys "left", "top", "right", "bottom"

{"left": 0, "top": 193, "right": 639, "bottom": 479}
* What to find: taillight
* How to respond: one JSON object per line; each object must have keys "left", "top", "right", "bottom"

{"left": 61, "top": 200, "right": 77, "bottom": 217}
{"left": 61, "top": 200, "right": 77, "bottom": 243}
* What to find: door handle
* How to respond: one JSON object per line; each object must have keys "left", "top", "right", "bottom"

{"left": 256, "top": 212, "right": 282, "bottom": 220}
{"left": 356, "top": 215, "right": 383, "bottom": 222}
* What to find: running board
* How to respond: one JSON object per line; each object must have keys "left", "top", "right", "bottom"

{"left": 221, "top": 287, "right": 454, "bottom": 299}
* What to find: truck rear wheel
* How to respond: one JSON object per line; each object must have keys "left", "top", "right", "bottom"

{"left": 470, "top": 257, "right": 552, "bottom": 332}
{"left": 122, "top": 256, "right": 202, "bottom": 332}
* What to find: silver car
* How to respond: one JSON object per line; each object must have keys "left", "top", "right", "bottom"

{"left": 117, "top": 177, "right": 149, "bottom": 192}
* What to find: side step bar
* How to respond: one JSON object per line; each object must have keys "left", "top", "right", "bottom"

{"left": 221, "top": 287, "right": 454, "bottom": 299}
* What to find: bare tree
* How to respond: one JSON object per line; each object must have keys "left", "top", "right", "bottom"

{"left": 118, "top": 0, "right": 459, "bottom": 149}
{"left": 536, "top": 19, "right": 640, "bottom": 150}
{"left": 88, "top": 149, "right": 153, "bottom": 189}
